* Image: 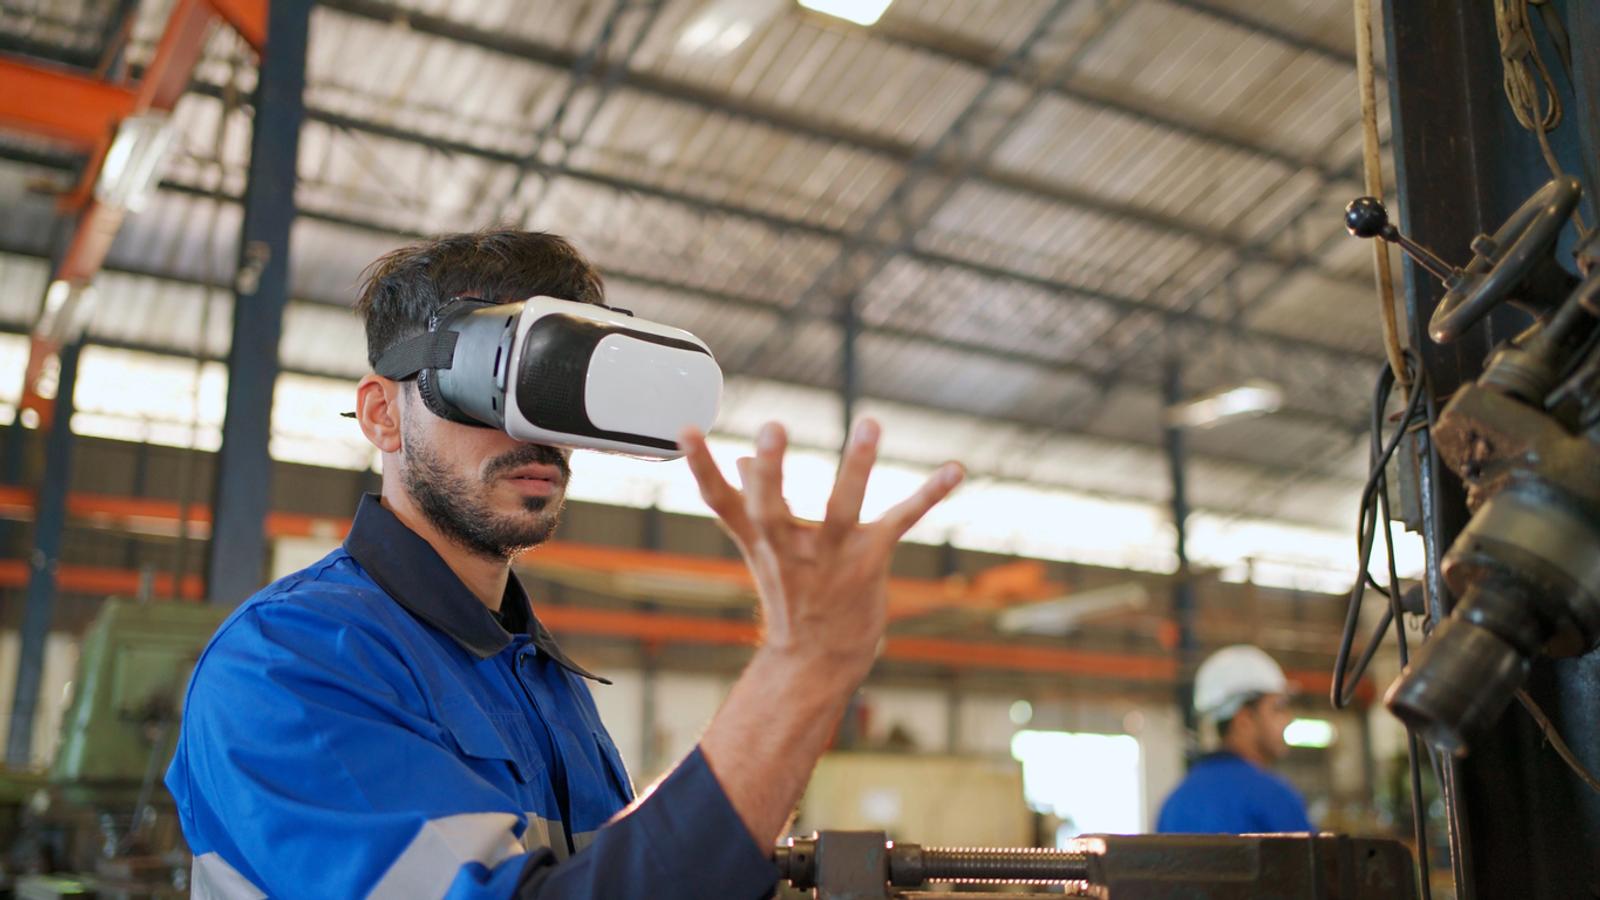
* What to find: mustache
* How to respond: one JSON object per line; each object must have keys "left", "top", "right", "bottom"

{"left": 484, "top": 443, "right": 571, "bottom": 482}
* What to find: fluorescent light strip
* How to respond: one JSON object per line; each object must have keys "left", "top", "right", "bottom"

{"left": 798, "top": 0, "right": 895, "bottom": 27}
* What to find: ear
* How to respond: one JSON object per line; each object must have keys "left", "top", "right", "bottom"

{"left": 356, "top": 374, "right": 404, "bottom": 453}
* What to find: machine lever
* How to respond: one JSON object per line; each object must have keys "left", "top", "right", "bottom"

{"left": 1344, "top": 196, "right": 1459, "bottom": 282}
{"left": 1346, "top": 179, "right": 1583, "bottom": 343}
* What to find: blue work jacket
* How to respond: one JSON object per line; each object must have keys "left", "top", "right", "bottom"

{"left": 1155, "top": 752, "right": 1313, "bottom": 834}
{"left": 166, "top": 493, "right": 776, "bottom": 898}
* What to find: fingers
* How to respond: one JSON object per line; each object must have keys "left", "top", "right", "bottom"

{"left": 822, "top": 418, "right": 880, "bottom": 544}
{"left": 680, "top": 427, "right": 754, "bottom": 545}
{"left": 876, "top": 462, "right": 965, "bottom": 542}
{"left": 740, "top": 422, "right": 792, "bottom": 540}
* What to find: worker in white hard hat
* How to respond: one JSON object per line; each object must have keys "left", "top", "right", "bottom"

{"left": 1155, "top": 645, "right": 1312, "bottom": 833}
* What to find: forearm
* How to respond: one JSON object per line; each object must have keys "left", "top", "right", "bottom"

{"left": 516, "top": 747, "right": 776, "bottom": 898}
{"left": 698, "top": 647, "right": 861, "bottom": 847}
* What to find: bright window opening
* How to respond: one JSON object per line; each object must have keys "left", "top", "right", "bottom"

{"left": 1011, "top": 730, "right": 1143, "bottom": 840}
{"left": 1284, "top": 718, "right": 1337, "bottom": 749}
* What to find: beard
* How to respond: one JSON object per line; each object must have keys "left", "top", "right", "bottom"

{"left": 401, "top": 422, "right": 571, "bottom": 562}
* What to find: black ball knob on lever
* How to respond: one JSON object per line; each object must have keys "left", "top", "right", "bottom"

{"left": 1344, "top": 196, "right": 1393, "bottom": 239}
{"left": 1343, "top": 196, "right": 1459, "bottom": 283}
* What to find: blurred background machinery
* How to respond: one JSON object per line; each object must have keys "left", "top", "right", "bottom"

{"left": 2, "top": 599, "right": 226, "bottom": 897}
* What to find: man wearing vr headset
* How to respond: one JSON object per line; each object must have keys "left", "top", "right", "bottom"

{"left": 165, "top": 229, "right": 965, "bottom": 898}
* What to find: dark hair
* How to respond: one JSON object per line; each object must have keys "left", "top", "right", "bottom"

{"left": 1215, "top": 694, "right": 1265, "bottom": 740}
{"left": 355, "top": 228, "right": 606, "bottom": 367}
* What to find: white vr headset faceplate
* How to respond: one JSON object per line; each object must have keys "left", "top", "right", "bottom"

{"left": 502, "top": 297, "right": 723, "bottom": 459}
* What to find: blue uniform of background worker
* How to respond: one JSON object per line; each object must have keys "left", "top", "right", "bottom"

{"left": 1157, "top": 645, "right": 1313, "bottom": 834}
{"left": 165, "top": 230, "right": 965, "bottom": 898}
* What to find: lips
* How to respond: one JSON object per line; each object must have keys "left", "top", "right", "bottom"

{"left": 502, "top": 465, "right": 563, "bottom": 500}
{"left": 503, "top": 463, "right": 564, "bottom": 485}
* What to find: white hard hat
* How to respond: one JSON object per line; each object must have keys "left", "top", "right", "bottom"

{"left": 1193, "top": 645, "right": 1288, "bottom": 720}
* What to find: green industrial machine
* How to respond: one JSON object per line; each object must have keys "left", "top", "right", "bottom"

{"left": 2, "top": 600, "right": 229, "bottom": 898}
{"left": 51, "top": 600, "right": 229, "bottom": 786}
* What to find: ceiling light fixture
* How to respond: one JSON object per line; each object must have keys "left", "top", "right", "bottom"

{"left": 677, "top": 0, "right": 785, "bottom": 56}
{"left": 797, "top": 0, "right": 895, "bottom": 27}
{"left": 1164, "top": 379, "right": 1284, "bottom": 429}
{"left": 37, "top": 279, "right": 98, "bottom": 345}
{"left": 95, "top": 113, "right": 176, "bottom": 214}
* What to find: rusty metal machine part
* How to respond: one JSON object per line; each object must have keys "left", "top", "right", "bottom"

{"left": 1384, "top": 265, "right": 1600, "bottom": 754}
{"left": 774, "top": 831, "right": 1418, "bottom": 899}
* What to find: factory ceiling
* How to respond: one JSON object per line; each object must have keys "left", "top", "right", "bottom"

{"left": 0, "top": 0, "right": 1396, "bottom": 539}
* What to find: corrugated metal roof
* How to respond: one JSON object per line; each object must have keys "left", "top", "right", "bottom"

{"left": 0, "top": 0, "right": 122, "bottom": 61}
{"left": 0, "top": 0, "right": 1398, "bottom": 531}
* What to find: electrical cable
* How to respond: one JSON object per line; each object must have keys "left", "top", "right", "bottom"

{"left": 1515, "top": 689, "right": 1600, "bottom": 795}
{"left": 1352, "top": 0, "right": 1411, "bottom": 389}
{"left": 1331, "top": 360, "right": 1427, "bottom": 708}
{"left": 1329, "top": 356, "right": 1433, "bottom": 900}
{"left": 1366, "top": 375, "right": 1433, "bottom": 900}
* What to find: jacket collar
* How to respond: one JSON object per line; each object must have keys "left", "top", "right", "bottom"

{"left": 343, "top": 493, "right": 607, "bottom": 683}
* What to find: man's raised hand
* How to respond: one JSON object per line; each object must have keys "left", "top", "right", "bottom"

{"left": 679, "top": 419, "right": 964, "bottom": 681}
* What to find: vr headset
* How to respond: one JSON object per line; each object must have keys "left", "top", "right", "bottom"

{"left": 373, "top": 296, "right": 722, "bottom": 459}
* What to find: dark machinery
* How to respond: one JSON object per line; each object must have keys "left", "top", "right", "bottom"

{"left": 1346, "top": 184, "right": 1600, "bottom": 754}
{"left": 2, "top": 600, "right": 228, "bottom": 897}
{"left": 773, "top": 831, "right": 1418, "bottom": 899}
{"left": 1337, "top": 3, "right": 1600, "bottom": 896}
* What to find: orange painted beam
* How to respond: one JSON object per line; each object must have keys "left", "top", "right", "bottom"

{"left": 15, "top": 335, "right": 66, "bottom": 432}
{"left": 208, "top": 0, "right": 268, "bottom": 52}
{"left": 54, "top": 199, "right": 127, "bottom": 282}
{"left": 469, "top": 605, "right": 1176, "bottom": 680}
{"left": 390, "top": 603, "right": 1359, "bottom": 697}
{"left": 0, "top": 57, "right": 137, "bottom": 151}
{"left": 538, "top": 605, "right": 759, "bottom": 647}
{"left": 0, "top": 560, "right": 1192, "bottom": 682}
{"left": 134, "top": 0, "right": 219, "bottom": 110}
{"left": 0, "top": 487, "right": 348, "bottom": 541}
{"left": 0, "top": 560, "right": 203, "bottom": 600}
{"left": 524, "top": 541, "right": 1008, "bottom": 612}
{"left": 0, "top": 488, "right": 1048, "bottom": 614}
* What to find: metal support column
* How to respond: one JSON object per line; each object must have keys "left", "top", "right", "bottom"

{"left": 640, "top": 644, "right": 659, "bottom": 775}
{"left": 943, "top": 673, "right": 961, "bottom": 755}
{"left": 1163, "top": 361, "right": 1199, "bottom": 751}
{"left": 205, "top": 0, "right": 311, "bottom": 605}
{"left": 6, "top": 339, "right": 82, "bottom": 765}
{"left": 840, "top": 294, "right": 860, "bottom": 441}
{"left": 833, "top": 295, "right": 864, "bottom": 749}
{"left": 640, "top": 501, "right": 662, "bottom": 775}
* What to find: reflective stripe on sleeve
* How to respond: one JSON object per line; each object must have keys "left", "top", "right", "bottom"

{"left": 192, "top": 852, "right": 267, "bottom": 900}
{"left": 368, "top": 812, "right": 525, "bottom": 900}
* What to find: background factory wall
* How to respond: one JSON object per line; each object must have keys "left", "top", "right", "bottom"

{"left": 0, "top": 429, "right": 1387, "bottom": 834}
